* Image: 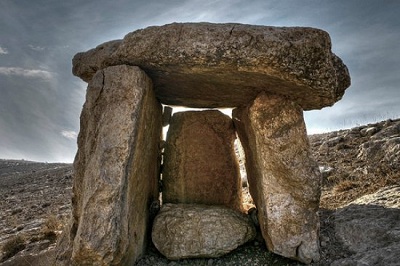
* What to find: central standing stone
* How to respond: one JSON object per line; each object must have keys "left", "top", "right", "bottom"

{"left": 162, "top": 110, "right": 242, "bottom": 211}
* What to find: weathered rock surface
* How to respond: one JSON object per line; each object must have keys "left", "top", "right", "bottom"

{"left": 233, "top": 92, "right": 321, "bottom": 264}
{"left": 56, "top": 65, "right": 162, "bottom": 265}
{"left": 309, "top": 118, "right": 400, "bottom": 209}
{"left": 357, "top": 136, "right": 400, "bottom": 168}
{"left": 72, "top": 22, "right": 350, "bottom": 110}
{"left": 332, "top": 186, "right": 400, "bottom": 266}
{"left": 72, "top": 40, "right": 121, "bottom": 82}
{"left": 162, "top": 110, "right": 242, "bottom": 211}
{"left": 151, "top": 204, "right": 256, "bottom": 259}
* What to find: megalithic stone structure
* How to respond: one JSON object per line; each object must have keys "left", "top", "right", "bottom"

{"left": 57, "top": 22, "right": 351, "bottom": 265}
{"left": 233, "top": 92, "right": 321, "bottom": 263}
{"left": 56, "top": 65, "right": 162, "bottom": 265}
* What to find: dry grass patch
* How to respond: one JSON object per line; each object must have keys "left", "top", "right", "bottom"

{"left": 1, "top": 235, "right": 26, "bottom": 262}
{"left": 321, "top": 166, "right": 400, "bottom": 209}
{"left": 333, "top": 180, "right": 359, "bottom": 192}
{"left": 41, "top": 215, "right": 63, "bottom": 241}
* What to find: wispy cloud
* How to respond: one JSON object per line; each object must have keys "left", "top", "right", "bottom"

{"left": 0, "top": 46, "right": 8, "bottom": 54}
{"left": 61, "top": 130, "right": 78, "bottom": 140}
{"left": 0, "top": 67, "right": 53, "bottom": 80}
{"left": 28, "top": 44, "right": 46, "bottom": 51}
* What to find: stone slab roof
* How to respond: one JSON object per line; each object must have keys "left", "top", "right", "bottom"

{"left": 72, "top": 22, "right": 350, "bottom": 110}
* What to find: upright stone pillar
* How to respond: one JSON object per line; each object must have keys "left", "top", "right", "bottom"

{"left": 233, "top": 92, "right": 321, "bottom": 264}
{"left": 163, "top": 110, "right": 242, "bottom": 211}
{"left": 56, "top": 65, "right": 162, "bottom": 265}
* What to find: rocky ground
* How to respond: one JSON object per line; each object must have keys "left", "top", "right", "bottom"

{"left": 0, "top": 160, "right": 72, "bottom": 265}
{"left": 0, "top": 118, "right": 399, "bottom": 265}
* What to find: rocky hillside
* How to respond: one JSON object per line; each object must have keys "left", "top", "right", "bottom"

{"left": 309, "top": 118, "right": 400, "bottom": 265}
{"left": 0, "top": 118, "right": 399, "bottom": 265}
{"left": 309, "top": 118, "right": 400, "bottom": 209}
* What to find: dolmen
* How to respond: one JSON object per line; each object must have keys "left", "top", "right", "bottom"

{"left": 56, "top": 22, "right": 350, "bottom": 265}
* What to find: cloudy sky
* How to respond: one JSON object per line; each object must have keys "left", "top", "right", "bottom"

{"left": 0, "top": 0, "right": 399, "bottom": 162}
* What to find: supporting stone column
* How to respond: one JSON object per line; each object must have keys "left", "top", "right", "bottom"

{"left": 233, "top": 92, "right": 321, "bottom": 264}
{"left": 56, "top": 65, "right": 162, "bottom": 265}
{"left": 162, "top": 110, "right": 242, "bottom": 211}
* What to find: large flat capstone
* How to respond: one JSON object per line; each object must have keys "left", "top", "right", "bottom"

{"left": 72, "top": 22, "right": 350, "bottom": 110}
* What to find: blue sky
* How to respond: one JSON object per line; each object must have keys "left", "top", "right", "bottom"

{"left": 0, "top": 0, "right": 399, "bottom": 162}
